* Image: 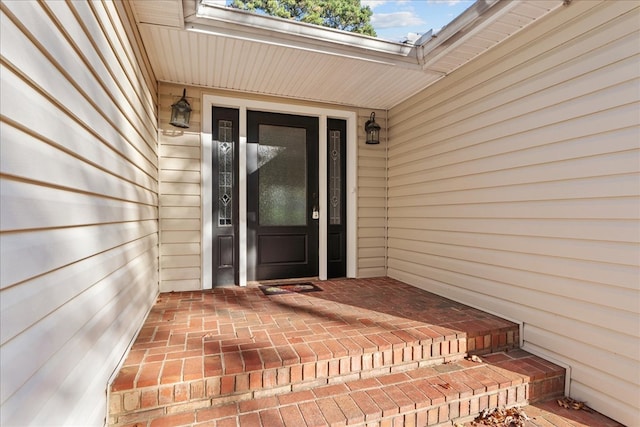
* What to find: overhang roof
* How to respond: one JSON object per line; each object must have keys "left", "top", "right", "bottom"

{"left": 130, "top": 0, "right": 563, "bottom": 110}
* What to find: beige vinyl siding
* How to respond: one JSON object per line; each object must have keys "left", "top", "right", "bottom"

{"left": 0, "top": 1, "right": 158, "bottom": 426}
{"left": 387, "top": 1, "right": 639, "bottom": 425}
{"left": 158, "top": 82, "right": 203, "bottom": 292}
{"left": 357, "top": 109, "right": 387, "bottom": 278}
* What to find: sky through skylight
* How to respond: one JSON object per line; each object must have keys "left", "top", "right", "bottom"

{"left": 212, "top": 0, "right": 475, "bottom": 43}
{"left": 363, "top": 0, "right": 474, "bottom": 42}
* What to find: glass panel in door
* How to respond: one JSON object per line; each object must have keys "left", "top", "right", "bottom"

{"left": 258, "top": 125, "right": 307, "bottom": 226}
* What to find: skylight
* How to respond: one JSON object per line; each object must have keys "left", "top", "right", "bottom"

{"left": 206, "top": 0, "right": 475, "bottom": 43}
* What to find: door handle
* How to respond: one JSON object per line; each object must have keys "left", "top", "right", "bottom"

{"left": 312, "top": 193, "right": 319, "bottom": 220}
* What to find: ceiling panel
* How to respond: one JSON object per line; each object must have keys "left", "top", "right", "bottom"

{"left": 139, "top": 23, "right": 439, "bottom": 108}
{"left": 132, "top": 0, "right": 563, "bottom": 110}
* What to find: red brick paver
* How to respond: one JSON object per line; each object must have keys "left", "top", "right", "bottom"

{"left": 111, "top": 279, "right": 515, "bottom": 394}
{"left": 108, "top": 277, "right": 622, "bottom": 427}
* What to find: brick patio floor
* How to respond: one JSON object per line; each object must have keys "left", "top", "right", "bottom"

{"left": 108, "top": 277, "right": 623, "bottom": 426}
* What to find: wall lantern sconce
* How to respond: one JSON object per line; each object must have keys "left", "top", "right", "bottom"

{"left": 364, "top": 112, "right": 381, "bottom": 145}
{"left": 169, "top": 89, "right": 192, "bottom": 128}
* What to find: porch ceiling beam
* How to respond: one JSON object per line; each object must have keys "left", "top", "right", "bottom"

{"left": 187, "top": 2, "right": 426, "bottom": 71}
{"left": 186, "top": 0, "right": 524, "bottom": 76}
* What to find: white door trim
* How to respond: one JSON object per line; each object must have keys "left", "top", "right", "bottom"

{"left": 202, "top": 94, "right": 357, "bottom": 287}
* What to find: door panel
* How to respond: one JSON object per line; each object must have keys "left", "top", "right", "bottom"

{"left": 259, "top": 234, "right": 307, "bottom": 264}
{"left": 247, "top": 111, "right": 319, "bottom": 281}
{"left": 327, "top": 119, "right": 347, "bottom": 278}
{"left": 211, "top": 107, "right": 239, "bottom": 286}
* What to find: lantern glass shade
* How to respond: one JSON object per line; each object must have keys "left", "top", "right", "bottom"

{"left": 364, "top": 112, "right": 381, "bottom": 144}
{"left": 169, "top": 89, "right": 192, "bottom": 128}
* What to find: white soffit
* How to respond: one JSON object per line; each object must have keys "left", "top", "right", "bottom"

{"left": 419, "top": 0, "right": 562, "bottom": 74}
{"left": 130, "top": 0, "right": 563, "bottom": 109}
{"left": 129, "top": 0, "right": 184, "bottom": 28}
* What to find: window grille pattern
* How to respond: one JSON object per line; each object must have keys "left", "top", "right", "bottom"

{"left": 329, "top": 130, "right": 341, "bottom": 225}
{"left": 217, "top": 120, "right": 233, "bottom": 226}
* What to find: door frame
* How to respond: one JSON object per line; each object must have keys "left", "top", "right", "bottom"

{"left": 202, "top": 94, "right": 357, "bottom": 288}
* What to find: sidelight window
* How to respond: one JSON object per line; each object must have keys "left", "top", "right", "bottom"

{"left": 329, "top": 130, "right": 341, "bottom": 225}
{"left": 217, "top": 120, "right": 234, "bottom": 226}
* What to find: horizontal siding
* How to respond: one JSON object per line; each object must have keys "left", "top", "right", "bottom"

{"left": 158, "top": 82, "right": 203, "bottom": 292}
{"left": 0, "top": 1, "right": 158, "bottom": 426}
{"left": 357, "top": 109, "right": 387, "bottom": 278}
{"left": 387, "top": 1, "right": 639, "bottom": 425}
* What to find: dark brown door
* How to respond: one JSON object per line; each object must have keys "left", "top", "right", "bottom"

{"left": 327, "top": 119, "right": 347, "bottom": 278}
{"left": 247, "top": 111, "right": 319, "bottom": 281}
{"left": 211, "top": 107, "right": 239, "bottom": 286}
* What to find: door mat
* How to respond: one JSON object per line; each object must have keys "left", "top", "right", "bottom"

{"left": 259, "top": 282, "right": 322, "bottom": 296}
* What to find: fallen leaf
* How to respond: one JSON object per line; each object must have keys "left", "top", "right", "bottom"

{"left": 557, "top": 397, "right": 592, "bottom": 412}
{"left": 472, "top": 407, "right": 529, "bottom": 426}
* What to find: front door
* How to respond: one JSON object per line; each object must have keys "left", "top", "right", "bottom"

{"left": 247, "top": 111, "right": 319, "bottom": 281}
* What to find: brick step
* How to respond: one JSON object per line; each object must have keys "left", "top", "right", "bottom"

{"left": 109, "top": 330, "right": 470, "bottom": 425}
{"left": 108, "top": 280, "right": 522, "bottom": 426}
{"left": 116, "top": 349, "right": 565, "bottom": 426}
